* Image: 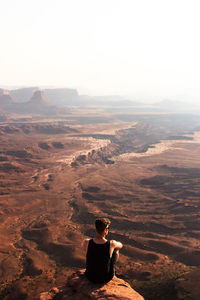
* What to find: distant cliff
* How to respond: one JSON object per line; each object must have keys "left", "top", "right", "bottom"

{"left": 0, "top": 109, "right": 8, "bottom": 122}
{"left": 10, "top": 87, "right": 38, "bottom": 103}
{"left": 28, "top": 90, "right": 50, "bottom": 106}
{"left": 44, "top": 88, "right": 79, "bottom": 106}
{"left": 0, "top": 89, "right": 14, "bottom": 108}
{"left": 9, "top": 87, "right": 82, "bottom": 106}
{"left": 1, "top": 89, "right": 66, "bottom": 115}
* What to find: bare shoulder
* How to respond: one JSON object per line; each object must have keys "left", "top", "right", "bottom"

{"left": 110, "top": 239, "right": 123, "bottom": 249}
{"left": 82, "top": 238, "right": 90, "bottom": 249}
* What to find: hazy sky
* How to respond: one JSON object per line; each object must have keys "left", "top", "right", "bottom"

{"left": 0, "top": 0, "right": 200, "bottom": 100}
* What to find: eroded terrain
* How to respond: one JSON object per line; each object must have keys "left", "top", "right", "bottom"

{"left": 0, "top": 111, "right": 200, "bottom": 299}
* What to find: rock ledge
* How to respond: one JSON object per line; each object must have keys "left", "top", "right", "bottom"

{"left": 36, "top": 269, "right": 145, "bottom": 300}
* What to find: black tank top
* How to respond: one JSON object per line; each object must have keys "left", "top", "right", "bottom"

{"left": 85, "top": 239, "right": 114, "bottom": 284}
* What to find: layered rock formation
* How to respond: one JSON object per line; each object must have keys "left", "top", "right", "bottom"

{"left": 35, "top": 269, "right": 144, "bottom": 300}
{"left": 0, "top": 88, "right": 59, "bottom": 114}
{"left": 5, "top": 89, "right": 59, "bottom": 114}
{"left": 0, "top": 109, "right": 8, "bottom": 122}
{"left": 9, "top": 87, "right": 79, "bottom": 106}
{"left": 10, "top": 87, "right": 38, "bottom": 102}
{"left": 28, "top": 90, "right": 50, "bottom": 106}
{"left": 0, "top": 89, "right": 14, "bottom": 108}
{"left": 44, "top": 88, "right": 79, "bottom": 106}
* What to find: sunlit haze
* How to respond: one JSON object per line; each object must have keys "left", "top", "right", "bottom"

{"left": 0, "top": 0, "right": 200, "bottom": 101}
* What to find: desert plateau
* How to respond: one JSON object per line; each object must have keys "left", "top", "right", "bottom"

{"left": 0, "top": 88, "right": 200, "bottom": 300}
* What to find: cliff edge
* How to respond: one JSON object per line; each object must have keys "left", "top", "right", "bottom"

{"left": 35, "top": 269, "right": 145, "bottom": 300}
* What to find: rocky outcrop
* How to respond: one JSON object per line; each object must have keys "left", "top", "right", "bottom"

{"left": 0, "top": 124, "right": 78, "bottom": 135}
{"left": 0, "top": 88, "right": 54, "bottom": 114}
{"left": 10, "top": 90, "right": 58, "bottom": 114}
{"left": 35, "top": 269, "right": 144, "bottom": 300}
{"left": 0, "top": 109, "right": 8, "bottom": 122}
{"left": 0, "top": 89, "right": 14, "bottom": 108}
{"left": 1, "top": 89, "right": 61, "bottom": 114}
{"left": 10, "top": 87, "right": 38, "bottom": 102}
{"left": 28, "top": 90, "right": 50, "bottom": 106}
{"left": 9, "top": 87, "right": 79, "bottom": 106}
{"left": 71, "top": 150, "right": 115, "bottom": 167}
{"left": 23, "top": 90, "right": 71, "bottom": 114}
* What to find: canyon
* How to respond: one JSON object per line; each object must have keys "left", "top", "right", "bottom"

{"left": 0, "top": 89, "right": 200, "bottom": 300}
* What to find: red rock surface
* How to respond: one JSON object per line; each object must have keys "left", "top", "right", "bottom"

{"left": 35, "top": 269, "right": 144, "bottom": 300}
{"left": 1, "top": 112, "right": 200, "bottom": 299}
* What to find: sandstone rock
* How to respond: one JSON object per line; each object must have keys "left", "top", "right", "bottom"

{"left": 36, "top": 288, "right": 60, "bottom": 300}
{"left": 0, "top": 109, "right": 8, "bottom": 121}
{"left": 0, "top": 89, "right": 14, "bottom": 108}
{"left": 35, "top": 269, "right": 145, "bottom": 300}
{"left": 10, "top": 87, "right": 38, "bottom": 102}
{"left": 28, "top": 90, "right": 50, "bottom": 105}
